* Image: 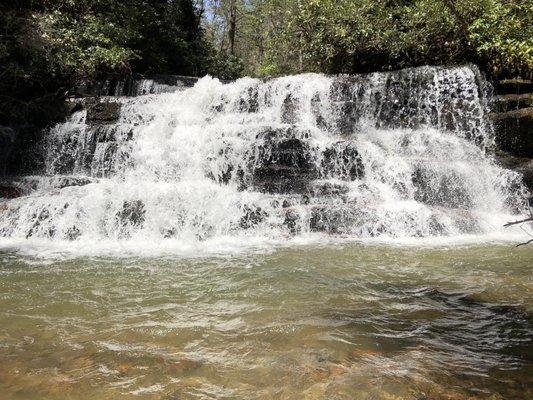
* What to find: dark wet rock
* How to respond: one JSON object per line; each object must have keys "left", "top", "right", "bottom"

{"left": 46, "top": 122, "right": 134, "bottom": 176}
{"left": 336, "top": 101, "right": 359, "bottom": 135}
{"left": 65, "top": 226, "right": 81, "bottom": 240}
{"left": 0, "top": 182, "right": 23, "bottom": 199}
{"left": 73, "top": 74, "right": 200, "bottom": 97}
{"left": 86, "top": 102, "right": 121, "bottom": 124}
{"left": 26, "top": 208, "right": 55, "bottom": 238}
{"left": 452, "top": 210, "right": 480, "bottom": 233}
{"left": 310, "top": 93, "right": 329, "bottom": 131}
{"left": 0, "top": 126, "right": 16, "bottom": 177}
{"left": 496, "top": 79, "right": 533, "bottom": 95}
{"left": 46, "top": 127, "right": 82, "bottom": 175}
{"left": 514, "top": 160, "right": 533, "bottom": 192}
{"left": 243, "top": 128, "right": 364, "bottom": 194}
{"left": 239, "top": 86, "right": 259, "bottom": 113}
{"left": 283, "top": 208, "right": 301, "bottom": 234}
{"left": 309, "top": 182, "right": 350, "bottom": 197}
{"left": 145, "top": 75, "right": 199, "bottom": 91}
{"left": 496, "top": 152, "right": 533, "bottom": 192}
{"left": 328, "top": 77, "right": 364, "bottom": 134}
{"left": 491, "top": 107, "right": 533, "bottom": 158}
{"left": 281, "top": 94, "right": 299, "bottom": 124}
{"left": 161, "top": 227, "right": 178, "bottom": 238}
{"left": 240, "top": 205, "right": 267, "bottom": 229}
{"left": 309, "top": 206, "right": 358, "bottom": 234}
{"left": 428, "top": 215, "right": 446, "bottom": 236}
{"left": 494, "top": 94, "right": 533, "bottom": 113}
{"left": 282, "top": 199, "right": 292, "bottom": 208}
{"left": 65, "top": 101, "right": 84, "bottom": 115}
{"left": 412, "top": 167, "right": 472, "bottom": 208}
{"left": 116, "top": 200, "right": 145, "bottom": 228}
{"left": 330, "top": 77, "right": 356, "bottom": 102}
{"left": 321, "top": 142, "right": 363, "bottom": 180}
{"left": 14, "top": 176, "right": 94, "bottom": 194}
{"left": 92, "top": 142, "right": 120, "bottom": 177}
{"left": 253, "top": 166, "right": 313, "bottom": 193}
{"left": 251, "top": 135, "right": 316, "bottom": 194}
{"left": 54, "top": 177, "right": 93, "bottom": 189}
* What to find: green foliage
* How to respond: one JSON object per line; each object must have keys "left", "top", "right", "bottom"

{"left": 216, "top": 0, "right": 532, "bottom": 79}
{"left": 207, "top": 52, "right": 245, "bottom": 80}
{"left": 35, "top": 10, "right": 136, "bottom": 77}
{"left": 1, "top": 0, "right": 531, "bottom": 128}
{"left": 469, "top": 0, "right": 533, "bottom": 78}
{"left": 0, "top": 0, "right": 217, "bottom": 126}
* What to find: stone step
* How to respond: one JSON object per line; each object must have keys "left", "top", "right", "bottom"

{"left": 496, "top": 79, "right": 533, "bottom": 95}
{"left": 72, "top": 74, "right": 200, "bottom": 97}
{"left": 490, "top": 107, "right": 533, "bottom": 158}
{"left": 494, "top": 93, "right": 533, "bottom": 112}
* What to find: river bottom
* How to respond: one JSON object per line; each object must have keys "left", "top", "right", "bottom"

{"left": 0, "top": 244, "right": 532, "bottom": 399}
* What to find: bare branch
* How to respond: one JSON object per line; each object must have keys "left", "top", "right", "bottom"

{"left": 503, "top": 217, "right": 533, "bottom": 227}
{"left": 516, "top": 239, "right": 533, "bottom": 247}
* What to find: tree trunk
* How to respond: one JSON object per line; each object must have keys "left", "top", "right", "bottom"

{"left": 228, "top": 0, "right": 237, "bottom": 55}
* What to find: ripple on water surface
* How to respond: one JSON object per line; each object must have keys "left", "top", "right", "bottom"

{"left": 0, "top": 244, "right": 532, "bottom": 399}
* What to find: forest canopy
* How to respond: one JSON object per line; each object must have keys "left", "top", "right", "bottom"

{"left": 205, "top": 0, "right": 532, "bottom": 78}
{"left": 1, "top": 0, "right": 531, "bottom": 126}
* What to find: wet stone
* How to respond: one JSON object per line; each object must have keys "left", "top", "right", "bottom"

{"left": 283, "top": 208, "right": 301, "bottom": 235}
{"left": 250, "top": 137, "right": 317, "bottom": 194}
{"left": 412, "top": 167, "right": 472, "bottom": 209}
{"left": 281, "top": 94, "right": 299, "bottom": 124}
{"left": 86, "top": 102, "right": 121, "bottom": 124}
{"left": 0, "top": 183, "right": 23, "bottom": 199}
{"left": 116, "top": 200, "right": 146, "bottom": 228}
{"left": 240, "top": 205, "right": 267, "bottom": 229}
{"left": 321, "top": 142, "right": 363, "bottom": 180}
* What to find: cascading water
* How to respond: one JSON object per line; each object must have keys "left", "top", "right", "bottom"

{"left": 0, "top": 65, "right": 529, "bottom": 255}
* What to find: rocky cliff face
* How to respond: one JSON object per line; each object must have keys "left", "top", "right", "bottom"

{"left": 491, "top": 79, "right": 533, "bottom": 191}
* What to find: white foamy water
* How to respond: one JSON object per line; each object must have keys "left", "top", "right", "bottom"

{"left": 0, "top": 66, "right": 530, "bottom": 257}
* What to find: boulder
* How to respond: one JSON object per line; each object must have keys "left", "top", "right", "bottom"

{"left": 86, "top": 102, "right": 121, "bottom": 124}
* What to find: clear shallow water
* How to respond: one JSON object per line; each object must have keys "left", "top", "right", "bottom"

{"left": 0, "top": 244, "right": 531, "bottom": 399}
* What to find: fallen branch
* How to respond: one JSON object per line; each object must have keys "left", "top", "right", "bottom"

{"left": 503, "top": 217, "right": 533, "bottom": 227}
{"left": 504, "top": 197, "right": 533, "bottom": 246}
{"left": 516, "top": 239, "right": 533, "bottom": 247}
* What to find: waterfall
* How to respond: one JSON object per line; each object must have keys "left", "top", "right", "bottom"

{"left": 0, "top": 66, "right": 529, "bottom": 255}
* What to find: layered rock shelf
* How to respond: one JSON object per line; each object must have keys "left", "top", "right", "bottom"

{"left": 492, "top": 79, "right": 533, "bottom": 190}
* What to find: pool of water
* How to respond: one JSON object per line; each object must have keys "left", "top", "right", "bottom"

{"left": 0, "top": 244, "right": 532, "bottom": 399}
